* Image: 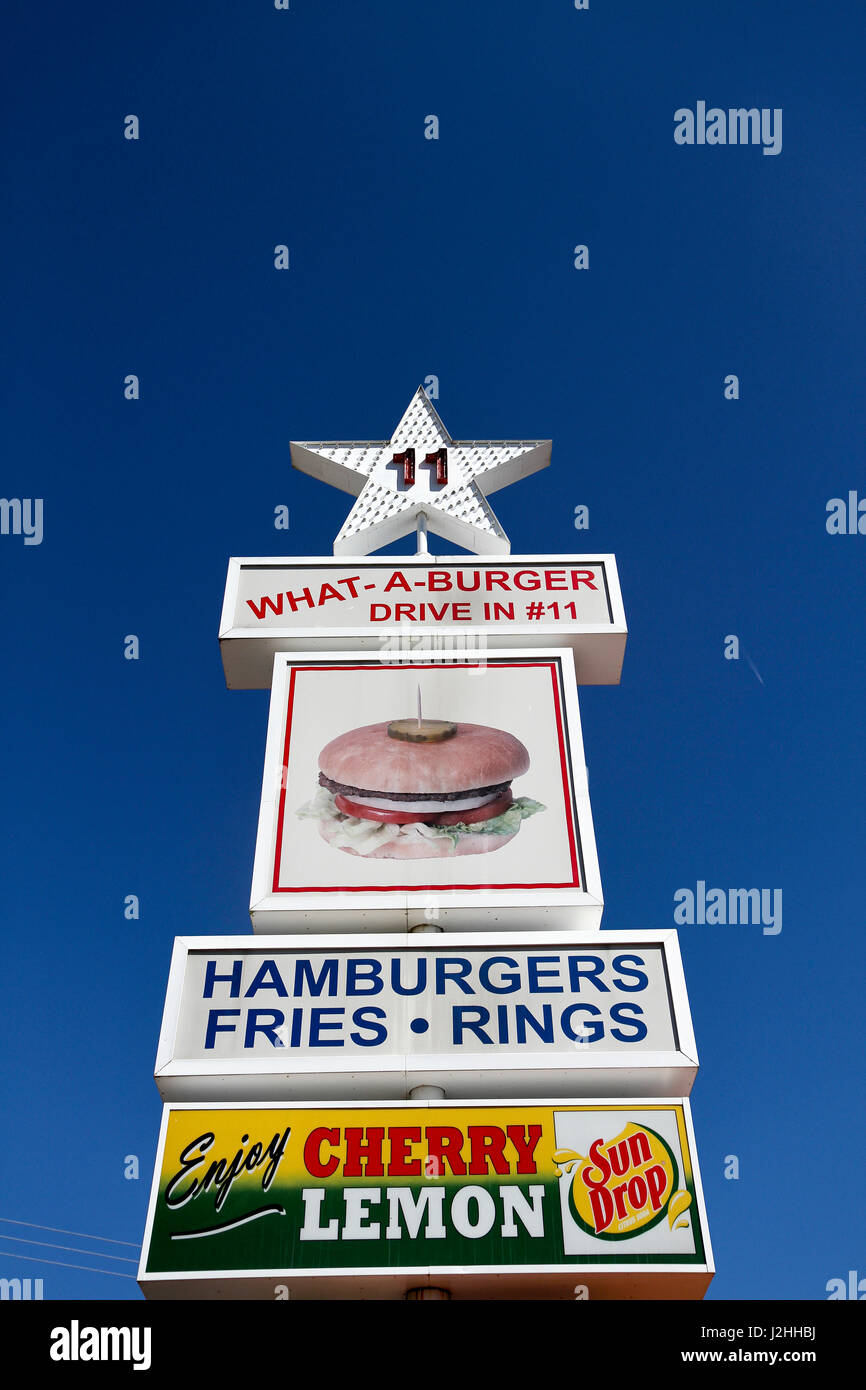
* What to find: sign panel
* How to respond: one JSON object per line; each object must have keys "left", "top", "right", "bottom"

{"left": 155, "top": 932, "right": 697, "bottom": 1101}
{"left": 138, "top": 1100, "right": 713, "bottom": 1299}
{"left": 220, "top": 556, "right": 627, "bottom": 688}
{"left": 250, "top": 650, "right": 603, "bottom": 930}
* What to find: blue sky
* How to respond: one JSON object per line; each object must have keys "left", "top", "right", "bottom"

{"left": 1, "top": 0, "right": 864, "bottom": 1299}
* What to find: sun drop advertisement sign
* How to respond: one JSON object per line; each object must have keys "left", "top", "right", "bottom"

{"left": 154, "top": 932, "right": 697, "bottom": 1101}
{"left": 138, "top": 1101, "right": 713, "bottom": 1299}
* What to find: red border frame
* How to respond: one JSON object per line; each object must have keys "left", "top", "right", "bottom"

{"left": 271, "top": 661, "right": 581, "bottom": 893}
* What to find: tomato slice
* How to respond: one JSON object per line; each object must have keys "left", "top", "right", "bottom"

{"left": 335, "top": 791, "right": 513, "bottom": 827}
{"left": 432, "top": 791, "right": 513, "bottom": 826}
{"left": 335, "top": 795, "right": 427, "bottom": 824}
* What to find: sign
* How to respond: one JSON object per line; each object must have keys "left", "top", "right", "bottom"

{"left": 290, "top": 384, "right": 552, "bottom": 556}
{"left": 220, "top": 556, "right": 627, "bottom": 688}
{"left": 250, "top": 649, "right": 603, "bottom": 930}
{"left": 154, "top": 932, "right": 697, "bottom": 1101}
{"left": 138, "top": 1100, "right": 713, "bottom": 1299}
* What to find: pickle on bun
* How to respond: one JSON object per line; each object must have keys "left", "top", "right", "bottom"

{"left": 297, "top": 717, "right": 544, "bottom": 859}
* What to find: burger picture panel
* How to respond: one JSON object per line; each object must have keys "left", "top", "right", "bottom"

{"left": 249, "top": 650, "right": 603, "bottom": 930}
{"left": 138, "top": 1099, "right": 713, "bottom": 1300}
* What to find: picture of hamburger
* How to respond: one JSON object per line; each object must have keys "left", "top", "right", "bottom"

{"left": 297, "top": 712, "right": 544, "bottom": 859}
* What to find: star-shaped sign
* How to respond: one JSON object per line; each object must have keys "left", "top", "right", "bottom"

{"left": 290, "top": 387, "right": 551, "bottom": 555}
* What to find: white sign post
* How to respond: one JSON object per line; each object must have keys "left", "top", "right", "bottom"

{"left": 140, "top": 386, "right": 712, "bottom": 1301}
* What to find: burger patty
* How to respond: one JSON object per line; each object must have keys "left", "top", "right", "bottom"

{"left": 319, "top": 772, "right": 511, "bottom": 804}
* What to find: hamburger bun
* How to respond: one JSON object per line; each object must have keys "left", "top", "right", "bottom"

{"left": 318, "top": 721, "right": 529, "bottom": 795}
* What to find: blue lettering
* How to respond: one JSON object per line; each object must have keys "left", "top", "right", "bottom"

{"left": 527, "top": 955, "right": 563, "bottom": 993}
{"left": 204, "top": 1009, "right": 241, "bottom": 1048}
{"left": 244, "top": 959, "right": 289, "bottom": 997}
{"left": 567, "top": 955, "right": 609, "bottom": 993}
{"left": 452, "top": 1005, "right": 492, "bottom": 1043}
{"left": 515, "top": 1004, "right": 554, "bottom": 1043}
{"left": 560, "top": 1003, "right": 603, "bottom": 1042}
{"left": 390, "top": 956, "right": 427, "bottom": 995}
{"left": 243, "top": 1009, "right": 285, "bottom": 1047}
{"left": 350, "top": 1007, "right": 388, "bottom": 1046}
{"left": 611, "top": 954, "right": 648, "bottom": 992}
{"left": 478, "top": 956, "right": 521, "bottom": 994}
{"left": 293, "top": 959, "right": 338, "bottom": 997}
{"left": 346, "top": 959, "right": 383, "bottom": 995}
{"left": 609, "top": 1003, "right": 647, "bottom": 1042}
{"left": 435, "top": 958, "right": 474, "bottom": 995}
{"left": 203, "top": 959, "right": 243, "bottom": 999}
{"left": 309, "top": 1007, "right": 345, "bottom": 1046}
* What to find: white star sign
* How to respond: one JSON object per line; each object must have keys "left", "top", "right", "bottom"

{"left": 290, "top": 386, "right": 551, "bottom": 556}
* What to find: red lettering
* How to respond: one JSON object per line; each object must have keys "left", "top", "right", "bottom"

{"left": 627, "top": 1174, "right": 648, "bottom": 1212}
{"left": 370, "top": 604, "right": 391, "bottom": 621}
{"left": 544, "top": 570, "right": 567, "bottom": 590}
{"left": 507, "top": 1124, "right": 543, "bottom": 1174}
{"left": 394, "top": 604, "right": 416, "bottom": 621}
{"left": 425, "top": 1126, "right": 466, "bottom": 1176}
{"left": 484, "top": 571, "right": 510, "bottom": 591}
{"left": 388, "top": 1127, "right": 422, "bottom": 1177}
{"left": 304, "top": 1127, "right": 340, "bottom": 1178}
{"left": 284, "top": 586, "right": 316, "bottom": 612}
{"left": 427, "top": 571, "right": 452, "bottom": 592}
{"left": 611, "top": 1181, "right": 629, "bottom": 1219}
{"left": 343, "top": 1127, "right": 385, "bottom": 1178}
{"left": 318, "top": 583, "right": 344, "bottom": 604}
{"left": 589, "top": 1186, "right": 614, "bottom": 1233}
{"left": 384, "top": 571, "right": 411, "bottom": 593}
{"left": 627, "top": 1130, "right": 652, "bottom": 1167}
{"left": 337, "top": 575, "right": 361, "bottom": 598}
{"left": 580, "top": 1137, "right": 612, "bottom": 1189}
{"left": 514, "top": 570, "right": 542, "bottom": 591}
{"left": 570, "top": 568, "right": 598, "bottom": 591}
{"left": 645, "top": 1163, "right": 668, "bottom": 1211}
{"left": 608, "top": 1138, "right": 631, "bottom": 1178}
{"left": 455, "top": 571, "right": 480, "bottom": 592}
{"left": 245, "top": 594, "right": 284, "bottom": 620}
{"left": 428, "top": 603, "right": 449, "bottom": 622}
{"left": 467, "top": 1125, "right": 509, "bottom": 1176}
{"left": 492, "top": 602, "right": 514, "bottom": 620}
{"left": 452, "top": 603, "right": 471, "bottom": 620}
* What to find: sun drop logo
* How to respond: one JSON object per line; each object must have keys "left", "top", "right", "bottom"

{"left": 554, "top": 1123, "right": 692, "bottom": 1239}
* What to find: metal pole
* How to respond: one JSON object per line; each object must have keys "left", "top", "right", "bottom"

{"left": 415, "top": 512, "right": 429, "bottom": 554}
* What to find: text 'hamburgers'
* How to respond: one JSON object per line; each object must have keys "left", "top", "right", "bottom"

{"left": 296, "top": 716, "right": 544, "bottom": 859}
